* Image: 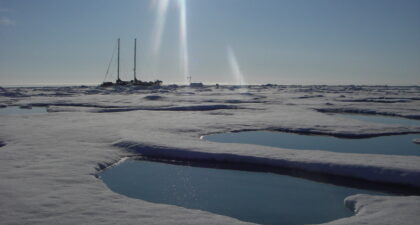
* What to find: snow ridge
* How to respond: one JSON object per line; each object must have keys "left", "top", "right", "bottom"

{"left": 113, "top": 141, "right": 420, "bottom": 188}
{"left": 315, "top": 108, "right": 420, "bottom": 120}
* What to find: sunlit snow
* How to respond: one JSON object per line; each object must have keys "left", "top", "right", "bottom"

{"left": 0, "top": 84, "right": 419, "bottom": 225}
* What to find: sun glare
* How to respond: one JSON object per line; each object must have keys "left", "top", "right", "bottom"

{"left": 151, "top": 0, "right": 190, "bottom": 83}
{"left": 227, "top": 46, "right": 246, "bottom": 86}
{"left": 177, "top": 0, "right": 189, "bottom": 83}
{"left": 151, "top": 0, "right": 170, "bottom": 55}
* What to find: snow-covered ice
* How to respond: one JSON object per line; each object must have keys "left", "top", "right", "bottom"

{"left": 324, "top": 194, "right": 420, "bottom": 225}
{"left": 0, "top": 85, "right": 420, "bottom": 225}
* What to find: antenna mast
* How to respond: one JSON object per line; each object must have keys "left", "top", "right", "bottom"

{"left": 117, "top": 38, "right": 120, "bottom": 82}
{"left": 134, "top": 38, "right": 137, "bottom": 81}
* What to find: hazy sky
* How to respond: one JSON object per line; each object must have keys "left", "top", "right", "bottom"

{"left": 0, "top": 0, "right": 419, "bottom": 86}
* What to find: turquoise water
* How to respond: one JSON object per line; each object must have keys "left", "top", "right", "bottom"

{"left": 100, "top": 159, "right": 384, "bottom": 225}
{"left": 338, "top": 114, "right": 420, "bottom": 126}
{"left": 204, "top": 131, "right": 420, "bottom": 156}
{"left": 0, "top": 106, "right": 47, "bottom": 115}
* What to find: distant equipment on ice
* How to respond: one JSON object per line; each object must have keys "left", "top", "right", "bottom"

{"left": 187, "top": 76, "right": 204, "bottom": 88}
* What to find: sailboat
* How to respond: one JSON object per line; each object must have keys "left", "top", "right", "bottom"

{"left": 101, "top": 38, "right": 162, "bottom": 87}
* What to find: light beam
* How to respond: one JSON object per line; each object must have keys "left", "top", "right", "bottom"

{"left": 227, "top": 46, "right": 246, "bottom": 86}
{"left": 177, "top": 0, "right": 189, "bottom": 83}
{"left": 151, "top": 0, "right": 170, "bottom": 55}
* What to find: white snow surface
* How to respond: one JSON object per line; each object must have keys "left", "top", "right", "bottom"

{"left": 324, "top": 194, "right": 420, "bottom": 225}
{"left": 1, "top": 85, "right": 420, "bottom": 225}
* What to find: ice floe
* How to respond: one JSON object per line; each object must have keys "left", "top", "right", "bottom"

{"left": 0, "top": 85, "right": 419, "bottom": 225}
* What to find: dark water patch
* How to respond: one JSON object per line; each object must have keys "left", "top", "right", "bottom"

{"left": 98, "top": 104, "right": 240, "bottom": 113}
{"left": 255, "top": 127, "right": 417, "bottom": 139}
{"left": 0, "top": 91, "right": 27, "bottom": 97}
{"left": 297, "top": 94, "right": 324, "bottom": 99}
{"left": 337, "top": 98, "right": 411, "bottom": 103}
{"left": 144, "top": 95, "right": 164, "bottom": 101}
{"left": 204, "top": 131, "right": 420, "bottom": 156}
{"left": 338, "top": 114, "right": 420, "bottom": 126}
{"left": 0, "top": 106, "right": 48, "bottom": 115}
{"left": 207, "top": 111, "right": 235, "bottom": 116}
{"left": 164, "top": 104, "right": 239, "bottom": 111}
{"left": 100, "top": 159, "right": 386, "bottom": 225}
{"left": 32, "top": 102, "right": 123, "bottom": 109}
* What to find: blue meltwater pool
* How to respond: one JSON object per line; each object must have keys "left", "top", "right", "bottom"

{"left": 100, "top": 159, "right": 387, "bottom": 225}
{"left": 0, "top": 106, "right": 47, "bottom": 115}
{"left": 204, "top": 131, "right": 420, "bottom": 156}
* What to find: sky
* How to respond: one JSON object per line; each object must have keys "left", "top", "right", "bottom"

{"left": 0, "top": 0, "right": 419, "bottom": 86}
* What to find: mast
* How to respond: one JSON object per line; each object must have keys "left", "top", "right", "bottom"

{"left": 134, "top": 38, "right": 137, "bottom": 81}
{"left": 117, "top": 38, "right": 120, "bottom": 81}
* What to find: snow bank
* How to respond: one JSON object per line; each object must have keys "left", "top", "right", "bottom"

{"left": 113, "top": 141, "right": 420, "bottom": 188}
{"left": 323, "top": 194, "right": 420, "bottom": 225}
